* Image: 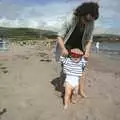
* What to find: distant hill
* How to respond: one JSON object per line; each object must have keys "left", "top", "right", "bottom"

{"left": 0, "top": 27, "right": 57, "bottom": 41}
{"left": 0, "top": 27, "right": 120, "bottom": 42}
{"left": 93, "top": 34, "right": 120, "bottom": 42}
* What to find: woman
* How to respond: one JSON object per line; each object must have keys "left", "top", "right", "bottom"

{"left": 56, "top": 2, "right": 99, "bottom": 98}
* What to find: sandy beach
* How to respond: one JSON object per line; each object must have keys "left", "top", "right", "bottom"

{"left": 0, "top": 40, "right": 120, "bottom": 120}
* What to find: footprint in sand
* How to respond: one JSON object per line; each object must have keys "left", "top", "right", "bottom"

{"left": 0, "top": 66, "right": 8, "bottom": 74}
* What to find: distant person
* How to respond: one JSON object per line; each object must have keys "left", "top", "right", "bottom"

{"left": 55, "top": 2, "right": 99, "bottom": 99}
{"left": 60, "top": 48, "right": 87, "bottom": 109}
{"left": 95, "top": 41, "right": 100, "bottom": 53}
{"left": 0, "top": 39, "right": 3, "bottom": 48}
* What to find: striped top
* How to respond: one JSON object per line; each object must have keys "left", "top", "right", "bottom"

{"left": 60, "top": 56, "right": 87, "bottom": 77}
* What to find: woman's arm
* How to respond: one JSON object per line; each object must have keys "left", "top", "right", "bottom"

{"left": 57, "top": 13, "right": 74, "bottom": 56}
{"left": 84, "top": 40, "right": 92, "bottom": 60}
{"left": 84, "top": 22, "right": 94, "bottom": 60}
{"left": 57, "top": 36, "right": 68, "bottom": 56}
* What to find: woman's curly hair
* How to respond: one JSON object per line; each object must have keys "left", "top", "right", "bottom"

{"left": 74, "top": 2, "right": 99, "bottom": 20}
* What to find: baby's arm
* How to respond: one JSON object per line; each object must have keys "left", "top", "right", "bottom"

{"left": 60, "top": 56, "right": 67, "bottom": 64}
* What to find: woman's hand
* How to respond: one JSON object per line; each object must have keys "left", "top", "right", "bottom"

{"left": 83, "top": 52, "right": 89, "bottom": 61}
{"left": 61, "top": 47, "right": 69, "bottom": 56}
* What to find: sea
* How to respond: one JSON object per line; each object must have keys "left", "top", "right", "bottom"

{"left": 92, "top": 42, "right": 120, "bottom": 60}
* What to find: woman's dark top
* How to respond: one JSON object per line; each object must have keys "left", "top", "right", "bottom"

{"left": 65, "top": 23, "right": 85, "bottom": 52}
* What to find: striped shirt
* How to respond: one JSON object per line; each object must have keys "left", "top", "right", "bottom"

{"left": 60, "top": 56, "right": 87, "bottom": 76}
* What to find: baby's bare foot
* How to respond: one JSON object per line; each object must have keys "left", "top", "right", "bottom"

{"left": 80, "top": 92, "right": 87, "bottom": 98}
{"left": 72, "top": 99, "right": 78, "bottom": 104}
{"left": 64, "top": 104, "right": 68, "bottom": 110}
{"left": 72, "top": 95, "right": 79, "bottom": 104}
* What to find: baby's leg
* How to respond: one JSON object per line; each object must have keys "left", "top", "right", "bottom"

{"left": 64, "top": 83, "right": 72, "bottom": 109}
{"left": 72, "top": 85, "right": 79, "bottom": 104}
{"left": 73, "top": 85, "right": 79, "bottom": 95}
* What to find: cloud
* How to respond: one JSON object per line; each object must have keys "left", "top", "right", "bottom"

{"left": 99, "top": 0, "right": 120, "bottom": 27}
{"left": 0, "top": 1, "right": 80, "bottom": 29}
{"left": 0, "top": 0, "right": 119, "bottom": 34}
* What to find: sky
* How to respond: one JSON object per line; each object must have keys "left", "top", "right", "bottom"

{"left": 0, "top": 0, "right": 120, "bottom": 35}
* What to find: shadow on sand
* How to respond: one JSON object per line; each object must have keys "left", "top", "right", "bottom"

{"left": 51, "top": 72, "right": 66, "bottom": 98}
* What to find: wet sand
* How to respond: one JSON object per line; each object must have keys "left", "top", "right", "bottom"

{"left": 0, "top": 41, "right": 120, "bottom": 120}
